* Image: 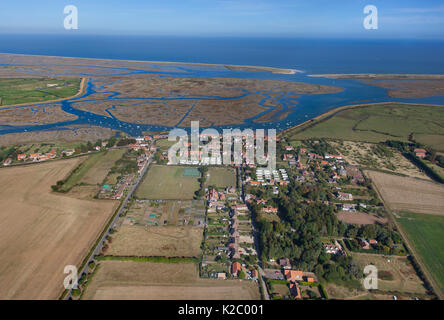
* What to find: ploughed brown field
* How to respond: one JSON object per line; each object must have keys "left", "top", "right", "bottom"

{"left": 0, "top": 159, "right": 118, "bottom": 299}
{"left": 337, "top": 211, "right": 388, "bottom": 225}
{"left": 83, "top": 261, "right": 261, "bottom": 300}
{"left": 366, "top": 170, "right": 444, "bottom": 215}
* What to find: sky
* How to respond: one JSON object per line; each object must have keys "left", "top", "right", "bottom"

{"left": 1, "top": 0, "right": 444, "bottom": 39}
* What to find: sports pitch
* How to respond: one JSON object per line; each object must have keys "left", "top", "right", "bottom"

{"left": 136, "top": 165, "right": 200, "bottom": 199}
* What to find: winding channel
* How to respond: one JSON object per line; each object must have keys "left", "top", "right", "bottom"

{"left": 1, "top": 62, "right": 444, "bottom": 136}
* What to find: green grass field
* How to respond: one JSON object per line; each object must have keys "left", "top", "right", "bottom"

{"left": 0, "top": 78, "right": 81, "bottom": 106}
{"left": 60, "top": 150, "right": 124, "bottom": 191}
{"left": 206, "top": 167, "right": 237, "bottom": 189}
{"left": 286, "top": 103, "right": 444, "bottom": 150}
{"left": 136, "top": 165, "right": 200, "bottom": 200}
{"left": 155, "top": 139, "right": 176, "bottom": 152}
{"left": 396, "top": 211, "right": 444, "bottom": 295}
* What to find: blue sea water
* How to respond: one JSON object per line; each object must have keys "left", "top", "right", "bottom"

{"left": 0, "top": 34, "right": 444, "bottom": 136}
{"left": 1, "top": 34, "right": 444, "bottom": 74}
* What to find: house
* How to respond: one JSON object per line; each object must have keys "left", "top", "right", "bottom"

{"left": 3, "top": 158, "right": 12, "bottom": 166}
{"left": 284, "top": 145, "right": 294, "bottom": 151}
{"left": 62, "top": 149, "right": 75, "bottom": 156}
{"left": 256, "top": 199, "right": 267, "bottom": 205}
{"left": 342, "top": 203, "right": 357, "bottom": 212}
{"left": 279, "top": 258, "right": 291, "bottom": 270}
{"left": 306, "top": 277, "right": 315, "bottom": 283}
{"left": 39, "top": 155, "right": 50, "bottom": 161}
{"left": 414, "top": 148, "right": 427, "bottom": 158}
{"left": 217, "top": 272, "right": 226, "bottom": 280}
{"left": 29, "top": 153, "right": 40, "bottom": 160}
{"left": 17, "top": 154, "right": 26, "bottom": 161}
{"left": 337, "top": 192, "right": 353, "bottom": 201}
{"left": 249, "top": 181, "right": 260, "bottom": 186}
{"left": 208, "top": 189, "right": 219, "bottom": 202}
{"left": 261, "top": 206, "right": 278, "bottom": 214}
{"left": 325, "top": 154, "right": 344, "bottom": 161}
{"left": 231, "top": 262, "right": 241, "bottom": 276}
{"left": 324, "top": 243, "right": 343, "bottom": 255}
{"left": 251, "top": 269, "right": 259, "bottom": 279}
{"left": 284, "top": 270, "right": 303, "bottom": 282}
{"left": 369, "top": 239, "right": 378, "bottom": 245}
{"left": 231, "top": 204, "right": 248, "bottom": 211}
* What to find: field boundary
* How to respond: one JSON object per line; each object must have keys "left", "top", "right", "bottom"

{"left": 97, "top": 255, "right": 199, "bottom": 263}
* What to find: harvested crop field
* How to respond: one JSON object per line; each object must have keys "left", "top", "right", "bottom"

{"left": 82, "top": 260, "right": 260, "bottom": 300}
{"left": 337, "top": 211, "right": 387, "bottom": 225}
{"left": 367, "top": 170, "right": 444, "bottom": 215}
{"left": 0, "top": 159, "right": 118, "bottom": 299}
{"left": 106, "top": 225, "right": 203, "bottom": 257}
{"left": 352, "top": 253, "right": 427, "bottom": 295}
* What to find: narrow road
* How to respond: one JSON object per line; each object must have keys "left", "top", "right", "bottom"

{"left": 258, "top": 266, "right": 270, "bottom": 300}
{"left": 64, "top": 146, "right": 156, "bottom": 300}
{"left": 240, "top": 166, "right": 269, "bottom": 300}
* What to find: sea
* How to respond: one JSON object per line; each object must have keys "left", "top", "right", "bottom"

{"left": 0, "top": 34, "right": 444, "bottom": 136}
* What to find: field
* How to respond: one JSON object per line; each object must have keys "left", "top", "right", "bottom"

{"left": 136, "top": 165, "right": 200, "bottom": 199}
{"left": 60, "top": 149, "right": 126, "bottom": 193}
{"left": 106, "top": 225, "right": 203, "bottom": 257}
{"left": 331, "top": 141, "right": 429, "bottom": 179}
{"left": 0, "top": 78, "right": 81, "bottom": 106}
{"left": 155, "top": 138, "right": 176, "bottom": 152}
{"left": 124, "top": 200, "right": 206, "bottom": 227}
{"left": 285, "top": 103, "right": 444, "bottom": 151}
{"left": 352, "top": 253, "right": 427, "bottom": 295}
{"left": 0, "top": 159, "right": 118, "bottom": 299}
{"left": 367, "top": 170, "right": 444, "bottom": 215}
{"left": 396, "top": 211, "right": 444, "bottom": 295}
{"left": 82, "top": 260, "right": 260, "bottom": 300}
{"left": 206, "top": 167, "right": 237, "bottom": 189}
{"left": 337, "top": 211, "right": 387, "bottom": 225}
